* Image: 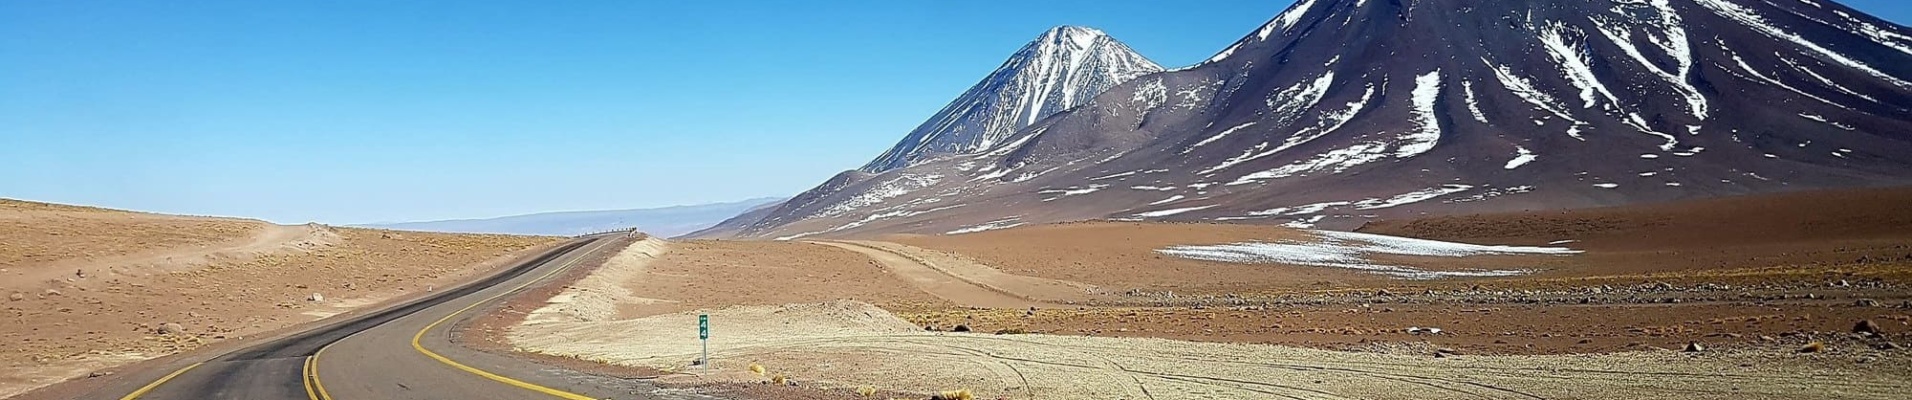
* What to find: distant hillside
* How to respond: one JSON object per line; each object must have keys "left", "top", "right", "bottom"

{"left": 678, "top": 198, "right": 785, "bottom": 239}
{"left": 361, "top": 197, "right": 785, "bottom": 237}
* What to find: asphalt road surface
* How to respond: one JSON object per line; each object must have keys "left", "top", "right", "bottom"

{"left": 72, "top": 236, "right": 681, "bottom": 400}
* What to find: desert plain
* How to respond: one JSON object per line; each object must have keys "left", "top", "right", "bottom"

{"left": 473, "top": 188, "right": 1912, "bottom": 399}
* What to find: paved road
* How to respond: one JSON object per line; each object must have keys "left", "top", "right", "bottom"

{"left": 83, "top": 236, "right": 674, "bottom": 400}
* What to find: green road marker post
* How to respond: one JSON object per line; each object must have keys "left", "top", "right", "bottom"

{"left": 698, "top": 314, "right": 709, "bottom": 368}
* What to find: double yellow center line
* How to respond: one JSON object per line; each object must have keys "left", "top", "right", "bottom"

{"left": 399, "top": 238, "right": 614, "bottom": 400}
{"left": 301, "top": 351, "right": 333, "bottom": 400}
{"left": 123, "top": 238, "right": 615, "bottom": 400}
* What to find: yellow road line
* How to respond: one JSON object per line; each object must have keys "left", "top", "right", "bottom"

{"left": 308, "top": 337, "right": 336, "bottom": 400}
{"left": 304, "top": 349, "right": 334, "bottom": 400}
{"left": 305, "top": 239, "right": 608, "bottom": 400}
{"left": 117, "top": 362, "right": 203, "bottom": 400}
{"left": 406, "top": 239, "right": 614, "bottom": 400}
{"left": 124, "top": 239, "right": 609, "bottom": 400}
{"left": 302, "top": 356, "right": 317, "bottom": 400}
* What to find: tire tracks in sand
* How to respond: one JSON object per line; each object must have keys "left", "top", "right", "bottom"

{"left": 809, "top": 240, "right": 1093, "bottom": 309}
{"left": 6, "top": 222, "right": 339, "bottom": 290}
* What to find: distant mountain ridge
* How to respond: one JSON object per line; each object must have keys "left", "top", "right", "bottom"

{"left": 361, "top": 197, "right": 785, "bottom": 237}
{"left": 726, "top": 0, "right": 1912, "bottom": 240}
{"left": 678, "top": 198, "right": 785, "bottom": 239}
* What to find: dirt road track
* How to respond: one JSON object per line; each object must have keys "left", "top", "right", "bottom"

{"left": 810, "top": 240, "right": 1086, "bottom": 308}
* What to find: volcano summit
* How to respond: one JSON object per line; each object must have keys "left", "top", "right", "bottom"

{"left": 722, "top": 0, "right": 1912, "bottom": 239}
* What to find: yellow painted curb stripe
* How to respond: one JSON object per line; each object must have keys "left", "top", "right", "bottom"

{"left": 304, "top": 350, "right": 334, "bottom": 400}
{"left": 302, "top": 356, "right": 318, "bottom": 400}
{"left": 118, "top": 362, "right": 203, "bottom": 400}
{"left": 408, "top": 239, "right": 612, "bottom": 400}
{"left": 309, "top": 337, "right": 336, "bottom": 400}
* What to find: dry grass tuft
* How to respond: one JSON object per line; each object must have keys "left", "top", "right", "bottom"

{"left": 932, "top": 389, "right": 974, "bottom": 400}
{"left": 1799, "top": 342, "right": 1827, "bottom": 353}
{"left": 856, "top": 386, "right": 877, "bottom": 397}
{"left": 770, "top": 373, "right": 788, "bottom": 385}
{"left": 749, "top": 362, "right": 766, "bottom": 375}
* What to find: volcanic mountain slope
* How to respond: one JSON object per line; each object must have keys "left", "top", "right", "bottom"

{"left": 860, "top": 26, "right": 1163, "bottom": 173}
{"left": 677, "top": 197, "right": 785, "bottom": 238}
{"left": 736, "top": 0, "right": 1912, "bottom": 239}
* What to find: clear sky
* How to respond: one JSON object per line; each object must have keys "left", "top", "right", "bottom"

{"left": 4, "top": 1, "right": 1910, "bottom": 224}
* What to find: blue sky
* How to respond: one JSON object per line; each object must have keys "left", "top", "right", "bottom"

{"left": 3, "top": 1, "right": 1910, "bottom": 224}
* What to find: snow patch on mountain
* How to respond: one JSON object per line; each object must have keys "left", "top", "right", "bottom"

{"left": 946, "top": 217, "right": 1026, "bottom": 235}
{"left": 861, "top": 26, "right": 1163, "bottom": 173}
{"left": 1506, "top": 146, "right": 1538, "bottom": 170}
{"left": 1696, "top": 0, "right": 1912, "bottom": 89}
{"left": 1398, "top": 70, "right": 1445, "bottom": 158}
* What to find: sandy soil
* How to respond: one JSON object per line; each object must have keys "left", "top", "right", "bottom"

{"left": 902, "top": 300, "right": 1911, "bottom": 355}
{"left": 494, "top": 188, "right": 1912, "bottom": 399}
{"left": 811, "top": 241, "right": 1103, "bottom": 307}
{"left": 516, "top": 299, "right": 1908, "bottom": 400}
{"left": 2, "top": 199, "right": 281, "bottom": 286}
{"left": 1357, "top": 186, "right": 1912, "bottom": 278}
{"left": 0, "top": 199, "right": 557, "bottom": 398}
{"left": 597, "top": 239, "right": 947, "bottom": 318}
{"left": 871, "top": 190, "right": 1912, "bottom": 355}
{"left": 884, "top": 222, "right": 1576, "bottom": 295}
{"left": 502, "top": 236, "right": 1909, "bottom": 399}
{"left": 521, "top": 237, "right": 671, "bottom": 324}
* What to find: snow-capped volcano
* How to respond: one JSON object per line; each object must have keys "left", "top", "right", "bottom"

{"left": 729, "top": 0, "right": 1912, "bottom": 239}
{"left": 860, "top": 26, "right": 1163, "bottom": 173}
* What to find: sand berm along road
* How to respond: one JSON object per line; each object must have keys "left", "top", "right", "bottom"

{"left": 57, "top": 235, "right": 698, "bottom": 400}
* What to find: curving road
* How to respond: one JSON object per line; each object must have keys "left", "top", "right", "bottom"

{"left": 75, "top": 236, "right": 669, "bottom": 400}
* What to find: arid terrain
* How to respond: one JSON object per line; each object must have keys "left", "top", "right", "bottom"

{"left": 0, "top": 199, "right": 559, "bottom": 397}
{"left": 9, "top": 186, "right": 1910, "bottom": 399}
{"left": 493, "top": 188, "right": 1912, "bottom": 399}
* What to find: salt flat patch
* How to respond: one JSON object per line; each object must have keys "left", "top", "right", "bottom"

{"left": 947, "top": 217, "right": 1025, "bottom": 235}
{"left": 1134, "top": 205, "right": 1218, "bottom": 218}
{"left": 1157, "top": 230, "right": 1578, "bottom": 279}
{"left": 1281, "top": 215, "right": 1327, "bottom": 229}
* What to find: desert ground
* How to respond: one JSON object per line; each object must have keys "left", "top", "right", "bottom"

{"left": 492, "top": 188, "right": 1912, "bottom": 399}
{"left": 0, "top": 199, "right": 559, "bottom": 397}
